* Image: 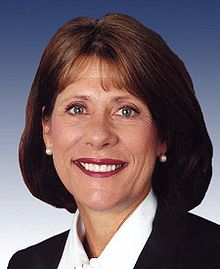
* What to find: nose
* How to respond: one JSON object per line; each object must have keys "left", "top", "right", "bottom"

{"left": 85, "top": 115, "right": 119, "bottom": 149}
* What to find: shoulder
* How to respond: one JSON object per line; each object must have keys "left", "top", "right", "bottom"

{"left": 147, "top": 208, "right": 220, "bottom": 268}
{"left": 181, "top": 212, "right": 220, "bottom": 268}
{"left": 184, "top": 212, "right": 220, "bottom": 242}
{"left": 7, "top": 230, "right": 69, "bottom": 269}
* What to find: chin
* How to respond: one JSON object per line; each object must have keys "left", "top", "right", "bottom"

{"left": 79, "top": 192, "right": 124, "bottom": 212}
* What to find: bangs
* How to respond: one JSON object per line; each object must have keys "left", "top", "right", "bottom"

{"left": 58, "top": 54, "right": 136, "bottom": 95}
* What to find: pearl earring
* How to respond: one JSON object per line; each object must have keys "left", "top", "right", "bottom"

{"left": 159, "top": 154, "right": 167, "bottom": 163}
{"left": 45, "top": 148, "right": 52, "bottom": 155}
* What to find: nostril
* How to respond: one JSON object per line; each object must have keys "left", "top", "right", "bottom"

{"left": 86, "top": 140, "right": 113, "bottom": 149}
{"left": 85, "top": 126, "right": 119, "bottom": 148}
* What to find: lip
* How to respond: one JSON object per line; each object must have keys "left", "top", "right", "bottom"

{"left": 73, "top": 158, "right": 128, "bottom": 178}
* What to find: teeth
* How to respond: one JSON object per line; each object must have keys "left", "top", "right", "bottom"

{"left": 79, "top": 162, "right": 123, "bottom": 172}
{"left": 94, "top": 164, "right": 100, "bottom": 172}
{"left": 107, "top": 165, "right": 112, "bottom": 172}
{"left": 89, "top": 164, "right": 93, "bottom": 171}
{"left": 100, "top": 165, "right": 106, "bottom": 172}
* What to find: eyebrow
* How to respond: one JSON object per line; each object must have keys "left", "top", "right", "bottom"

{"left": 65, "top": 95, "right": 89, "bottom": 101}
{"left": 62, "top": 94, "right": 135, "bottom": 103}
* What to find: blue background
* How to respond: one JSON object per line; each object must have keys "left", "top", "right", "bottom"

{"left": 1, "top": 0, "right": 219, "bottom": 267}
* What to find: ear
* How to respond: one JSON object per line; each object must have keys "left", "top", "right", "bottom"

{"left": 157, "top": 141, "right": 167, "bottom": 157}
{"left": 42, "top": 115, "right": 53, "bottom": 150}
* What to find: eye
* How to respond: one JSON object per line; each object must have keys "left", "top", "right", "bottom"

{"left": 116, "top": 107, "right": 137, "bottom": 117}
{"left": 67, "top": 104, "right": 86, "bottom": 115}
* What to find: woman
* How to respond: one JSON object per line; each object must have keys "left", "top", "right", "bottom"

{"left": 8, "top": 13, "right": 220, "bottom": 269}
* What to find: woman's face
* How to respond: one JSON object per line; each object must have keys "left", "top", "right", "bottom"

{"left": 43, "top": 61, "right": 166, "bottom": 213}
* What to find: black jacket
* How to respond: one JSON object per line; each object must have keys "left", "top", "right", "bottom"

{"left": 8, "top": 208, "right": 220, "bottom": 269}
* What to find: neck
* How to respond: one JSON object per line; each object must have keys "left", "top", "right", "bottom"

{"left": 77, "top": 192, "right": 150, "bottom": 258}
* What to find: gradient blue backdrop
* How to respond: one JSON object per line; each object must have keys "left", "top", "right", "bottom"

{"left": 1, "top": 1, "right": 219, "bottom": 268}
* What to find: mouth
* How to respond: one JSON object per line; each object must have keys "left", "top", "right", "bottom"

{"left": 73, "top": 158, "right": 128, "bottom": 178}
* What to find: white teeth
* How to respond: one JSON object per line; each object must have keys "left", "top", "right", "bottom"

{"left": 94, "top": 164, "right": 100, "bottom": 172}
{"left": 89, "top": 164, "right": 93, "bottom": 171}
{"left": 100, "top": 165, "right": 107, "bottom": 172}
{"left": 107, "top": 165, "right": 112, "bottom": 172}
{"left": 85, "top": 163, "right": 89, "bottom": 170}
{"left": 79, "top": 162, "right": 123, "bottom": 172}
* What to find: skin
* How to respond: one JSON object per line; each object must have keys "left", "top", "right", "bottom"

{"left": 42, "top": 60, "right": 166, "bottom": 257}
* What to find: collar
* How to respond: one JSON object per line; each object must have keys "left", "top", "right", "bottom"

{"left": 58, "top": 190, "right": 157, "bottom": 269}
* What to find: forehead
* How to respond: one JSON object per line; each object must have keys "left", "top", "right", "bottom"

{"left": 59, "top": 56, "right": 130, "bottom": 94}
{"left": 56, "top": 58, "right": 147, "bottom": 106}
{"left": 57, "top": 67, "right": 134, "bottom": 103}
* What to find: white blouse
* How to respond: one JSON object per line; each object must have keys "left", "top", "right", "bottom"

{"left": 58, "top": 190, "right": 157, "bottom": 269}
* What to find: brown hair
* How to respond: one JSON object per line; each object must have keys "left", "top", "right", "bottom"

{"left": 19, "top": 13, "right": 212, "bottom": 213}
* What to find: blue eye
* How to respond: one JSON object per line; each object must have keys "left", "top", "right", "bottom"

{"left": 116, "top": 107, "right": 136, "bottom": 117}
{"left": 68, "top": 105, "right": 85, "bottom": 115}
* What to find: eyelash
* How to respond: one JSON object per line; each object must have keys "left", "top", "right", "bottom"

{"left": 116, "top": 106, "right": 139, "bottom": 117}
{"left": 65, "top": 103, "right": 87, "bottom": 115}
{"left": 65, "top": 103, "right": 140, "bottom": 117}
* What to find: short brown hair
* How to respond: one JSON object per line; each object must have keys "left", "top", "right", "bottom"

{"left": 19, "top": 13, "right": 212, "bottom": 213}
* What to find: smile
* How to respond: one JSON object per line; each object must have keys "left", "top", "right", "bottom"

{"left": 73, "top": 158, "right": 128, "bottom": 178}
{"left": 80, "top": 162, "right": 122, "bottom": 172}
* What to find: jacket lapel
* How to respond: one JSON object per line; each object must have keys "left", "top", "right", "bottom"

{"left": 36, "top": 230, "right": 69, "bottom": 269}
{"left": 134, "top": 207, "right": 187, "bottom": 269}
{"left": 31, "top": 208, "right": 187, "bottom": 269}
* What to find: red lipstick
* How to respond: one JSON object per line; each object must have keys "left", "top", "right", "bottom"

{"left": 73, "top": 158, "right": 128, "bottom": 178}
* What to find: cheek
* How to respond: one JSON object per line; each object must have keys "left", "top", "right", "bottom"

{"left": 49, "top": 119, "right": 83, "bottom": 187}
{"left": 50, "top": 118, "right": 82, "bottom": 151}
{"left": 121, "top": 121, "right": 159, "bottom": 158}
